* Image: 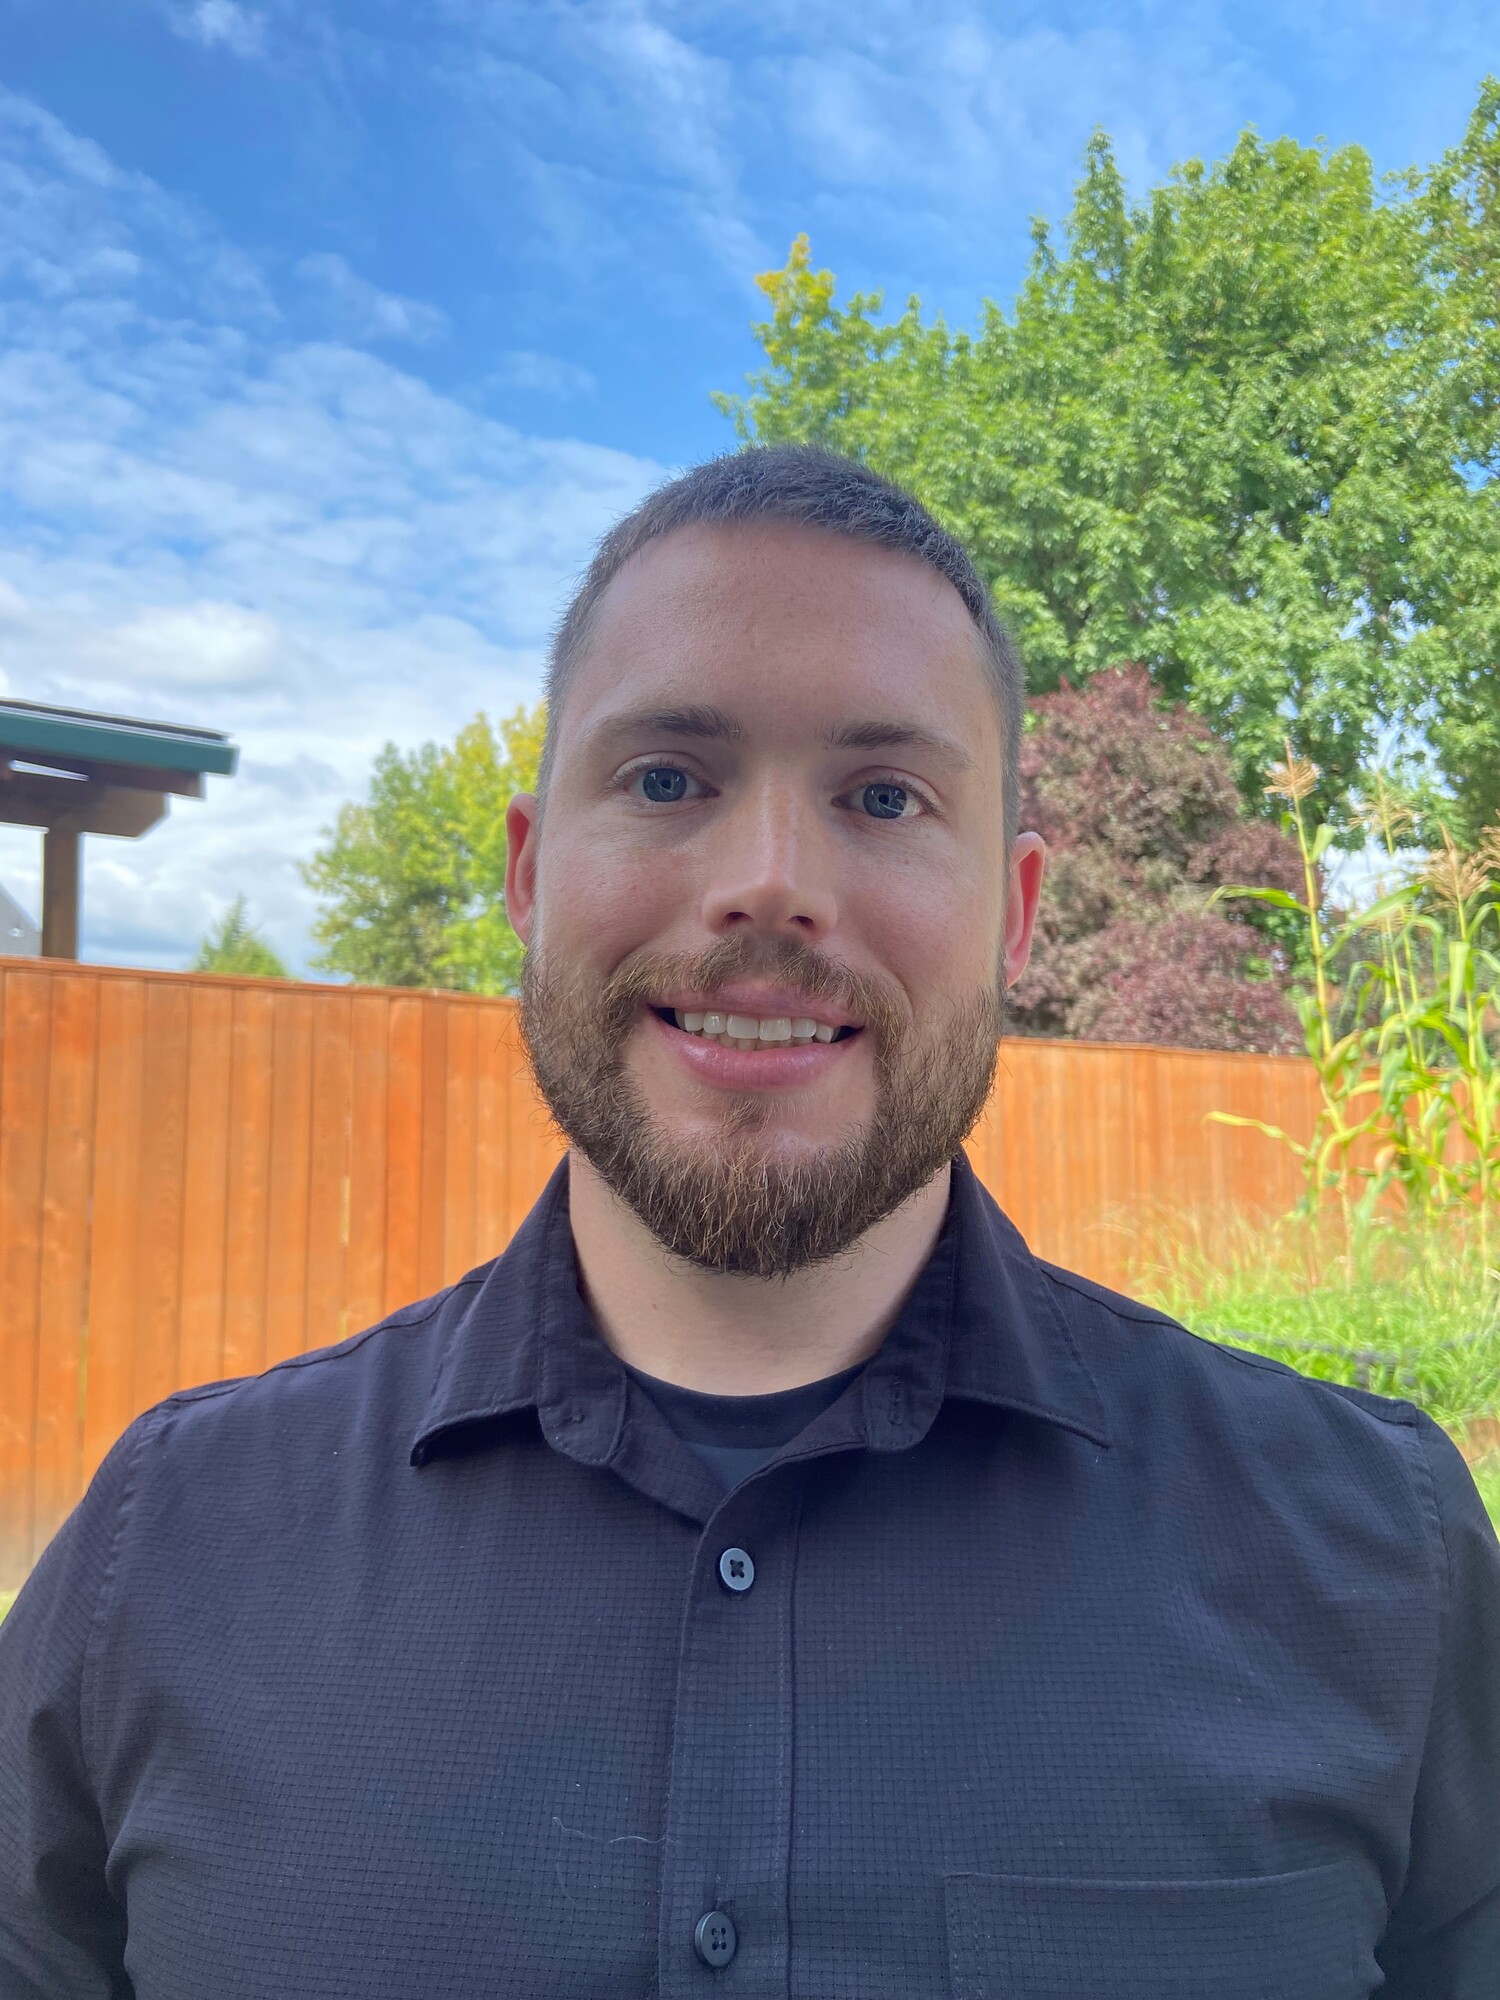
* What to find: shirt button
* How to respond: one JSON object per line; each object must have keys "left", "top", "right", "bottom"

{"left": 694, "top": 1909, "right": 738, "bottom": 1967}
{"left": 718, "top": 1546, "right": 755, "bottom": 1592}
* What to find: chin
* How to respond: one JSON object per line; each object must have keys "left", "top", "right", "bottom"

{"left": 661, "top": 1109, "right": 856, "bottom": 1166}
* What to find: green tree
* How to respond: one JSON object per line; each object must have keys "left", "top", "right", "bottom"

{"left": 302, "top": 703, "right": 544, "bottom": 993}
{"left": 192, "top": 896, "right": 289, "bottom": 979}
{"left": 1409, "top": 80, "right": 1500, "bottom": 839}
{"left": 716, "top": 83, "right": 1500, "bottom": 838}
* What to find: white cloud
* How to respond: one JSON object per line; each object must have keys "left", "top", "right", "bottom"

{"left": 490, "top": 350, "right": 597, "bottom": 398}
{"left": 0, "top": 593, "right": 287, "bottom": 692}
{"left": 295, "top": 252, "right": 449, "bottom": 347}
{"left": 763, "top": 2, "right": 1267, "bottom": 250}
{"left": 173, "top": 1, "right": 267, "bottom": 60}
{"left": 0, "top": 88, "right": 663, "bottom": 973}
{"left": 0, "top": 88, "right": 280, "bottom": 331}
{"left": 435, "top": 1, "right": 769, "bottom": 295}
{"left": 411, "top": 0, "right": 1291, "bottom": 328}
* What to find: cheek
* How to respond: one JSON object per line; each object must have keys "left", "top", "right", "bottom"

{"left": 852, "top": 849, "right": 1002, "bottom": 998}
{"left": 533, "top": 828, "right": 678, "bottom": 963}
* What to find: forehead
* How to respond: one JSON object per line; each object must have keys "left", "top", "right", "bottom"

{"left": 558, "top": 520, "right": 1001, "bottom": 758}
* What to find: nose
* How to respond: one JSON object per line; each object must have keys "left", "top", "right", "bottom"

{"left": 699, "top": 776, "right": 838, "bottom": 941}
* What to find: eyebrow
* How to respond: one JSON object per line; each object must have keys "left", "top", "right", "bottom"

{"left": 588, "top": 705, "right": 972, "bottom": 770}
{"left": 588, "top": 704, "right": 744, "bottom": 746}
{"left": 823, "top": 719, "right": 973, "bottom": 770}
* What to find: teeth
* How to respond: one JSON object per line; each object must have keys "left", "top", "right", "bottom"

{"left": 668, "top": 1007, "right": 849, "bottom": 1046}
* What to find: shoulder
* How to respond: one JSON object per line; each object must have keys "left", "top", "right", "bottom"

{"left": 1038, "top": 1256, "right": 1418, "bottom": 1424}
{"left": 130, "top": 1263, "right": 497, "bottom": 1461}
{"left": 5, "top": 1270, "right": 490, "bottom": 1680}
{"left": 1027, "top": 1260, "right": 1486, "bottom": 1647}
{"left": 1031, "top": 1257, "right": 1442, "bottom": 1533}
{"left": 39, "top": 1265, "right": 506, "bottom": 1652}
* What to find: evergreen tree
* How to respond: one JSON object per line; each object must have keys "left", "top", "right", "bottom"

{"left": 192, "top": 897, "right": 289, "bottom": 979}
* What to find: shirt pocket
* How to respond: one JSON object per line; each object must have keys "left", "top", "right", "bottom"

{"left": 945, "top": 1862, "right": 1364, "bottom": 2000}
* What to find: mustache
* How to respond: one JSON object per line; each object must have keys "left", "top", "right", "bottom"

{"left": 519, "top": 930, "right": 1006, "bottom": 1276}
{"left": 594, "top": 934, "right": 909, "bottom": 1055}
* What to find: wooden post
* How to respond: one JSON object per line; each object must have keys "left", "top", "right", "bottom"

{"left": 41, "top": 823, "right": 81, "bottom": 959}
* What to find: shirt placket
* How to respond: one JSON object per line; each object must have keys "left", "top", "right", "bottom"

{"left": 657, "top": 1474, "right": 802, "bottom": 1998}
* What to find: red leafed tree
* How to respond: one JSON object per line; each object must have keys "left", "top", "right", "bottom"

{"left": 1008, "top": 666, "right": 1304, "bottom": 1052}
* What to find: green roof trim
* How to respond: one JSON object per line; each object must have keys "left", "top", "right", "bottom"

{"left": 0, "top": 699, "right": 238, "bottom": 778}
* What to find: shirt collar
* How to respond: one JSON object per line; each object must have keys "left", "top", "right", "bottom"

{"left": 409, "top": 1150, "right": 1111, "bottom": 1472}
{"left": 939, "top": 1151, "right": 1111, "bottom": 1446}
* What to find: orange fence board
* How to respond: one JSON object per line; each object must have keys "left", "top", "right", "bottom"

{"left": 81, "top": 977, "right": 146, "bottom": 1491}
{"left": 33, "top": 972, "right": 97, "bottom": 1567}
{"left": 304, "top": 993, "right": 354, "bottom": 1367}
{"left": 0, "top": 957, "right": 1317, "bottom": 1587}
{"left": 0, "top": 970, "right": 49, "bottom": 1568}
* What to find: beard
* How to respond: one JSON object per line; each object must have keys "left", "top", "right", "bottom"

{"left": 519, "top": 930, "right": 1003, "bottom": 1279}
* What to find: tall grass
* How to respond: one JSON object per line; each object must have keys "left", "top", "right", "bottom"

{"left": 1132, "top": 1205, "right": 1500, "bottom": 1529}
{"left": 1473, "top": 1454, "right": 1500, "bottom": 1524}
{"left": 1178, "top": 755, "right": 1500, "bottom": 1527}
{"left": 1134, "top": 1205, "right": 1500, "bottom": 1430}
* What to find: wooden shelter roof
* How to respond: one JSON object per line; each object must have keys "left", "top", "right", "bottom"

{"left": 0, "top": 700, "right": 239, "bottom": 958}
{"left": 0, "top": 698, "right": 237, "bottom": 781}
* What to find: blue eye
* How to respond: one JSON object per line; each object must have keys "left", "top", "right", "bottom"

{"left": 641, "top": 766, "right": 688, "bottom": 802}
{"left": 861, "top": 781, "right": 909, "bottom": 819}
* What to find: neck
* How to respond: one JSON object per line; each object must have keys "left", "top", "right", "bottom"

{"left": 565, "top": 1153, "right": 953, "bottom": 1395}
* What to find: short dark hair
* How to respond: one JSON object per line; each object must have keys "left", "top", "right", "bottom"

{"left": 538, "top": 445, "right": 1023, "bottom": 844}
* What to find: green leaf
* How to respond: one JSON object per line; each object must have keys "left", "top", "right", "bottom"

{"left": 1205, "top": 1112, "right": 1308, "bottom": 1158}
{"left": 1208, "top": 885, "right": 1309, "bottom": 916}
{"left": 191, "top": 896, "right": 289, "bottom": 980}
{"left": 721, "top": 93, "right": 1500, "bottom": 829}
{"left": 1447, "top": 938, "right": 1471, "bottom": 1014}
{"left": 301, "top": 703, "right": 544, "bottom": 994}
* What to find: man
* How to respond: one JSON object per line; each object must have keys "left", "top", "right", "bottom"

{"left": 0, "top": 447, "right": 1496, "bottom": 1998}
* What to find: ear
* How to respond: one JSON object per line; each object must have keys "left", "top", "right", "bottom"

{"left": 504, "top": 793, "right": 541, "bottom": 946}
{"left": 1002, "top": 831, "right": 1046, "bottom": 990}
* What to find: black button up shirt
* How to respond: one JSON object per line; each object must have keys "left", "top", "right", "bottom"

{"left": 2, "top": 1155, "right": 1497, "bottom": 1998}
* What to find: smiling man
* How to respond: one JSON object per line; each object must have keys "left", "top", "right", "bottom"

{"left": 1, "top": 448, "right": 1497, "bottom": 2000}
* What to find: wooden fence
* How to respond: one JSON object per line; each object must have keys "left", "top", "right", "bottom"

{"left": 0, "top": 957, "right": 1319, "bottom": 1587}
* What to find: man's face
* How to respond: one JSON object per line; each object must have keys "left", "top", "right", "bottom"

{"left": 506, "top": 521, "right": 1044, "bottom": 1276}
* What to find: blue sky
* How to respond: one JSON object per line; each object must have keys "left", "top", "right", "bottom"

{"left": 0, "top": 0, "right": 1494, "bottom": 972}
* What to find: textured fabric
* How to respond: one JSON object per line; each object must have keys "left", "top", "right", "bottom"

{"left": 1, "top": 1153, "right": 1497, "bottom": 1999}
{"left": 621, "top": 1360, "right": 867, "bottom": 1488}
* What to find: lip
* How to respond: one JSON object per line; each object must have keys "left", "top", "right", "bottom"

{"left": 648, "top": 986, "right": 861, "bottom": 1031}
{"left": 644, "top": 1005, "right": 859, "bottom": 1090}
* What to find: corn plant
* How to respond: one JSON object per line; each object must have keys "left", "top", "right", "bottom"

{"left": 1207, "top": 748, "right": 1388, "bottom": 1243}
{"left": 1208, "top": 746, "right": 1500, "bottom": 1279}
{"left": 1358, "top": 823, "right": 1500, "bottom": 1263}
